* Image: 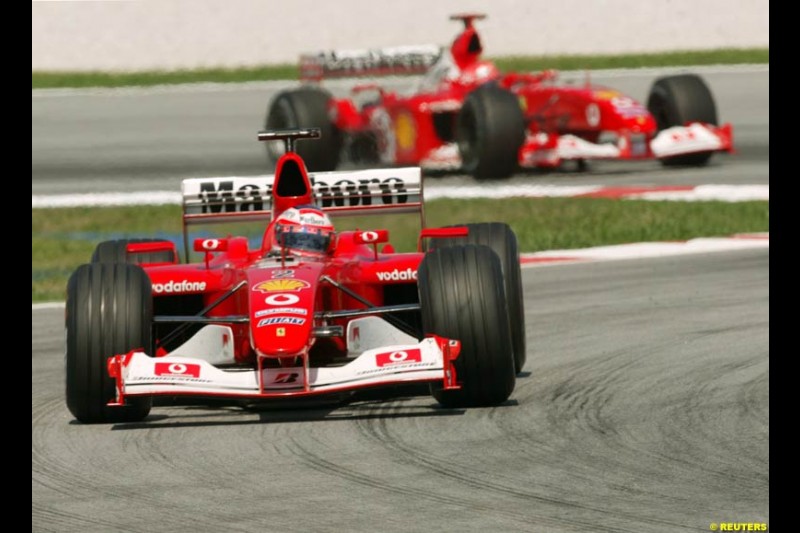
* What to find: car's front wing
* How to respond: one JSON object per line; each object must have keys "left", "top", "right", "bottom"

{"left": 519, "top": 122, "right": 733, "bottom": 168}
{"left": 107, "top": 336, "right": 460, "bottom": 404}
{"left": 416, "top": 122, "right": 733, "bottom": 171}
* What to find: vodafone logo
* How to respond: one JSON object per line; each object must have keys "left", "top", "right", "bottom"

{"left": 154, "top": 362, "right": 201, "bottom": 378}
{"left": 152, "top": 280, "right": 207, "bottom": 294}
{"left": 375, "top": 348, "right": 422, "bottom": 367}
{"left": 265, "top": 293, "right": 300, "bottom": 306}
{"left": 376, "top": 268, "right": 417, "bottom": 281}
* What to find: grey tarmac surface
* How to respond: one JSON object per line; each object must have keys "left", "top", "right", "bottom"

{"left": 31, "top": 66, "right": 769, "bottom": 195}
{"left": 32, "top": 249, "right": 769, "bottom": 532}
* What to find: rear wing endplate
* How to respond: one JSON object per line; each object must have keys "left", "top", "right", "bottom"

{"left": 299, "top": 45, "right": 442, "bottom": 81}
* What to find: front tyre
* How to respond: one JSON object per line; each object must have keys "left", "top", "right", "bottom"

{"left": 428, "top": 223, "right": 526, "bottom": 373}
{"left": 420, "top": 245, "right": 516, "bottom": 407}
{"left": 456, "top": 84, "right": 525, "bottom": 179}
{"left": 647, "top": 74, "right": 718, "bottom": 167}
{"left": 66, "top": 263, "right": 153, "bottom": 423}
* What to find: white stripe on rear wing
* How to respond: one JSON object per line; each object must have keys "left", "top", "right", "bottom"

{"left": 181, "top": 167, "right": 423, "bottom": 225}
{"left": 300, "top": 45, "right": 442, "bottom": 81}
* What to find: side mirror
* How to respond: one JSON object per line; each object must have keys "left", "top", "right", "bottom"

{"left": 193, "top": 238, "right": 228, "bottom": 269}
{"left": 353, "top": 230, "right": 389, "bottom": 245}
{"left": 193, "top": 238, "right": 228, "bottom": 252}
{"left": 353, "top": 230, "right": 389, "bottom": 260}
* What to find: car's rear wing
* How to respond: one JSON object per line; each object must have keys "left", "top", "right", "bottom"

{"left": 299, "top": 45, "right": 442, "bottom": 81}
{"left": 181, "top": 167, "right": 423, "bottom": 259}
{"left": 182, "top": 166, "right": 422, "bottom": 225}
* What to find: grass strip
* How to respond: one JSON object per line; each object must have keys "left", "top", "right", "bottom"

{"left": 32, "top": 198, "right": 769, "bottom": 302}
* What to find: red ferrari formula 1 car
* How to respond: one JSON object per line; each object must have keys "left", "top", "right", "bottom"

{"left": 65, "top": 128, "right": 524, "bottom": 424}
{"left": 265, "top": 13, "right": 732, "bottom": 178}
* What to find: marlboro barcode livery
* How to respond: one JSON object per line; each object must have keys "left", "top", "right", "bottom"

{"left": 65, "top": 128, "right": 525, "bottom": 423}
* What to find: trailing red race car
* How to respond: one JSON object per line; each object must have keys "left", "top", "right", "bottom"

{"left": 65, "top": 128, "right": 524, "bottom": 424}
{"left": 265, "top": 13, "right": 733, "bottom": 178}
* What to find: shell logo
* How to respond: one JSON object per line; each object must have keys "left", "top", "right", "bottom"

{"left": 594, "top": 90, "right": 622, "bottom": 100}
{"left": 252, "top": 279, "right": 310, "bottom": 293}
{"left": 395, "top": 112, "right": 416, "bottom": 152}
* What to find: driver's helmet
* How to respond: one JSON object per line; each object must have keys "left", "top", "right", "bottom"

{"left": 271, "top": 204, "right": 335, "bottom": 258}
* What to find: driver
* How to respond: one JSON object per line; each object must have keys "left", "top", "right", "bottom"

{"left": 415, "top": 15, "right": 497, "bottom": 93}
{"left": 268, "top": 204, "right": 336, "bottom": 259}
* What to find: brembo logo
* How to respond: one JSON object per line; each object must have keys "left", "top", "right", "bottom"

{"left": 376, "top": 268, "right": 417, "bottom": 281}
{"left": 152, "top": 280, "right": 207, "bottom": 294}
{"left": 197, "top": 177, "right": 408, "bottom": 213}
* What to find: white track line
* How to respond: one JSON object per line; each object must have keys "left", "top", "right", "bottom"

{"left": 32, "top": 302, "right": 66, "bottom": 310}
{"left": 31, "top": 65, "right": 769, "bottom": 98}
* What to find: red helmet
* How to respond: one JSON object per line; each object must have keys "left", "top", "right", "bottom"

{"left": 271, "top": 204, "right": 335, "bottom": 258}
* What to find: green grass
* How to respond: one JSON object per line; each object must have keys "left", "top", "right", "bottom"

{"left": 495, "top": 48, "right": 769, "bottom": 72}
{"left": 32, "top": 198, "right": 769, "bottom": 302}
{"left": 31, "top": 48, "right": 768, "bottom": 89}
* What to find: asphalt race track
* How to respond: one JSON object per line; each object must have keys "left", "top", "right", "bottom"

{"left": 32, "top": 65, "right": 769, "bottom": 531}
{"left": 32, "top": 250, "right": 769, "bottom": 532}
{"left": 31, "top": 66, "right": 769, "bottom": 195}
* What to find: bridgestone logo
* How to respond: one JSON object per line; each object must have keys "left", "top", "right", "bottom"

{"left": 376, "top": 268, "right": 417, "bottom": 281}
{"left": 152, "top": 280, "right": 207, "bottom": 294}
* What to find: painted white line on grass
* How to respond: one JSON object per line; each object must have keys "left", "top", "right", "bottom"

{"left": 31, "top": 184, "right": 769, "bottom": 208}
{"left": 31, "top": 65, "right": 769, "bottom": 98}
{"left": 32, "top": 302, "right": 66, "bottom": 310}
{"left": 425, "top": 184, "right": 603, "bottom": 200}
{"left": 627, "top": 184, "right": 770, "bottom": 202}
{"left": 32, "top": 191, "right": 181, "bottom": 208}
{"left": 520, "top": 233, "right": 769, "bottom": 267}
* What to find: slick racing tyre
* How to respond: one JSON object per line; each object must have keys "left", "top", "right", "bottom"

{"left": 456, "top": 84, "right": 525, "bottom": 179}
{"left": 265, "top": 87, "right": 342, "bottom": 171}
{"left": 91, "top": 238, "right": 177, "bottom": 265}
{"left": 428, "top": 223, "right": 526, "bottom": 373}
{"left": 420, "top": 245, "right": 516, "bottom": 407}
{"left": 647, "top": 74, "right": 718, "bottom": 167}
{"left": 66, "top": 263, "right": 153, "bottom": 423}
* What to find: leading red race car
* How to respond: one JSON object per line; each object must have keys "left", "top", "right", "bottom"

{"left": 65, "top": 128, "right": 524, "bottom": 424}
{"left": 265, "top": 13, "right": 732, "bottom": 178}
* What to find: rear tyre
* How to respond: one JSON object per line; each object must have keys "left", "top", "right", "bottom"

{"left": 91, "top": 238, "right": 177, "bottom": 265}
{"left": 429, "top": 223, "right": 526, "bottom": 373}
{"left": 456, "top": 84, "right": 525, "bottom": 179}
{"left": 420, "top": 245, "right": 516, "bottom": 407}
{"left": 646, "top": 74, "right": 718, "bottom": 166}
{"left": 66, "top": 263, "right": 153, "bottom": 423}
{"left": 265, "top": 87, "right": 342, "bottom": 171}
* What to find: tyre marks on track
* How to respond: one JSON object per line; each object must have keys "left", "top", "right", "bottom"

{"left": 352, "top": 398, "right": 696, "bottom": 532}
